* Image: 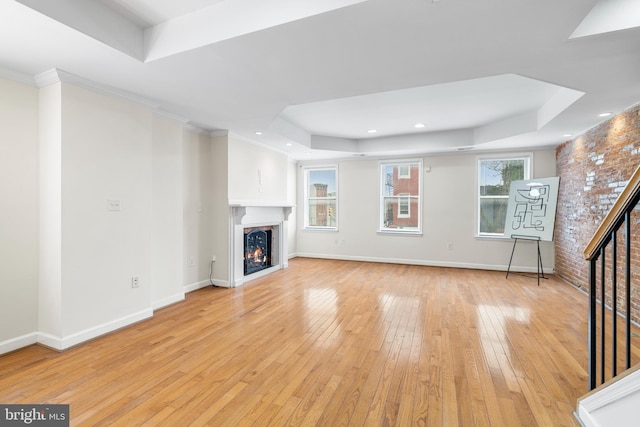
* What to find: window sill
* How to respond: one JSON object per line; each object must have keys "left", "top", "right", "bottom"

{"left": 303, "top": 227, "right": 338, "bottom": 232}
{"left": 377, "top": 230, "right": 423, "bottom": 237}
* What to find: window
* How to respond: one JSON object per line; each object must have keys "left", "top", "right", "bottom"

{"left": 478, "top": 155, "right": 530, "bottom": 236}
{"left": 398, "top": 194, "right": 410, "bottom": 218}
{"left": 380, "top": 160, "right": 422, "bottom": 233}
{"left": 304, "top": 166, "right": 337, "bottom": 229}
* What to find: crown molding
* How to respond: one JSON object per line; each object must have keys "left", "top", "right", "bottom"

{"left": 153, "top": 109, "right": 189, "bottom": 124}
{"left": 0, "top": 66, "right": 36, "bottom": 86}
{"left": 182, "top": 123, "right": 207, "bottom": 134}
{"left": 33, "top": 69, "right": 61, "bottom": 88}
{"left": 32, "top": 68, "right": 225, "bottom": 132}
{"left": 209, "top": 129, "right": 229, "bottom": 137}
{"left": 34, "top": 68, "right": 159, "bottom": 111}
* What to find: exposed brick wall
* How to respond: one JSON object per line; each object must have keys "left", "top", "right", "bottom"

{"left": 556, "top": 103, "right": 640, "bottom": 322}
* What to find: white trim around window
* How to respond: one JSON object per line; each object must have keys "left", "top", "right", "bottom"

{"left": 476, "top": 153, "right": 531, "bottom": 238}
{"left": 303, "top": 165, "right": 338, "bottom": 230}
{"left": 379, "top": 159, "right": 422, "bottom": 234}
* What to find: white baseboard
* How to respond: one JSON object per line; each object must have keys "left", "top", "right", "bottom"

{"left": 211, "top": 280, "right": 231, "bottom": 288}
{"left": 294, "top": 252, "right": 554, "bottom": 274}
{"left": 184, "top": 279, "right": 230, "bottom": 292}
{"left": 0, "top": 332, "right": 38, "bottom": 355}
{"left": 3, "top": 284, "right": 224, "bottom": 355}
{"left": 152, "top": 292, "right": 185, "bottom": 311}
{"left": 183, "top": 279, "right": 213, "bottom": 292}
{"left": 36, "top": 332, "right": 65, "bottom": 351}
{"left": 37, "top": 308, "right": 154, "bottom": 351}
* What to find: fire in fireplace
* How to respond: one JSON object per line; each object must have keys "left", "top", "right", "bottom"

{"left": 244, "top": 227, "right": 273, "bottom": 275}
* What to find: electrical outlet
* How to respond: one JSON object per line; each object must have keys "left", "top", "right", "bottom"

{"left": 447, "top": 242, "right": 453, "bottom": 250}
{"left": 131, "top": 276, "right": 139, "bottom": 288}
{"left": 189, "top": 257, "right": 195, "bottom": 266}
{"left": 212, "top": 255, "right": 216, "bottom": 262}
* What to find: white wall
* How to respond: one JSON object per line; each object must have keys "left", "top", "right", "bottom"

{"left": 151, "top": 115, "right": 184, "bottom": 309}
{"left": 35, "top": 79, "right": 222, "bottom": 351}
{"left": 225, "top": 135, "right": 294, "bottom": 283}
{"left": 209, "top": 134, "right": 229, "bottom": 285}
{"left": 297, "top": 149, "right": 556, "bottom": 272}
{"left": 287, "top": 159, "right": 297, "bottom": 256}
{"left": 0, "top": 75, "right": 297, "bottom": 353}
{"left": 183, "top": 133, "right": 291, "bottom": 287}
{"left": 38, "top": 81, "right": 63, "bottom": 341}
{"left": 182, "top": 129, "right": 215, "bottom": 289}
{"left": 58, "top": 83, "right": 153, "bottom": 343}
{"left": 0, "top": 77, "right": 39, "bottom": 351}
{"left": 227, "top": 134, "right": 288, "bottom": 203}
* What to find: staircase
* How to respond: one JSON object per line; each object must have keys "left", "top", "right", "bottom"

{"left": 576, "top": 165, "right": 640, "bottom": 425}
{"left": 576, "top": 365, "right": 640, "bottom": 426}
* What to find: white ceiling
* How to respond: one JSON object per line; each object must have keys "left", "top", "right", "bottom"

{"left": 101, "top": 0, "right": 226, "bottom": 28}
{"left": 1, "top": 0, "right": 640, "bottom": 160}
{"left": 281, "top": 74, "right": 564, "bottom": 139}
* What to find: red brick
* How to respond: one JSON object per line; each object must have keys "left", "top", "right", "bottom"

{"left": 556, "top": 103, "right": 640, "bottom": 322}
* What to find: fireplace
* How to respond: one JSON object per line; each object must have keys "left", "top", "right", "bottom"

{"left": 244, "top": 227, "right": 273, "bottom": 275}
{"left": 229, "top": 202, "right": 293, "bottom": 287}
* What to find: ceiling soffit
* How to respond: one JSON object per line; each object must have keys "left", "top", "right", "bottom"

{"left": 277, "top": 75, "right": 584, "bottom": 155}
{"left": 16, "top": 0, "right": 368, "bottom": 62}
{"left": 571, "top": 0, "right": 640, "bottom": 39}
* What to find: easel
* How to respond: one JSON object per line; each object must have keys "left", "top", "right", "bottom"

{"left": 505, "top": 234, "right": 546, "bottom": 286}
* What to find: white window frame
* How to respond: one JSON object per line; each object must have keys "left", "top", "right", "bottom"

{"left": 398, "top": 193, "right": 410, "bottom": 218}
{"left": 476, "top": 154, "right": 531, "bottom": 237}
{"left": 304, "top": 165, "right": 338, "bottom": 230}
{"left": 379, "top": 159, "right": 422, "bottom": 234}
{"left": 398, "top": 165, "right": 410, "bottom": 179}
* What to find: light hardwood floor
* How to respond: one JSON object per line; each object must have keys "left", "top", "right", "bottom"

{"left": 1, "top": 258, "right": 636, "bottom": 426}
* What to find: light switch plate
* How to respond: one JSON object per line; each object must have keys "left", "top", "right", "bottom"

{"left": 107, "top": 199, "right": 121, "bottom": 211}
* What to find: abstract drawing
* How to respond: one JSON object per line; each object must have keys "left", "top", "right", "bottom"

{"left": 503, "top": 177, "right": 560, "bottom": 242}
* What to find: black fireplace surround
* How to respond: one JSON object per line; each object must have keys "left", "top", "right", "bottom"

{"left": 244, "top": 227, "right": 273, "bottom": 275}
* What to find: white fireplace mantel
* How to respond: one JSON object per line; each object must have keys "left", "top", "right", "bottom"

{"left": 228, "top": 201, "right": 294, "bottom": 287}
{"left": 229, "top": 201, "right": 294, "bottom": 225}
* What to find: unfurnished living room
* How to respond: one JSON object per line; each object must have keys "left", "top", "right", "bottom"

{"left": 2, "top": 0, "right": 640, "bottom": 426}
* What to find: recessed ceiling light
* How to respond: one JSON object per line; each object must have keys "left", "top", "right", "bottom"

{"left": 563, "top": 133, "right": 573, "bottom": 137}
{"left": 599, "top": 112, "right": 612, "bottom": 117}
{"left": 414, "top": 123, "right": 425, "bottom": 128}
{"left": 255, "top": 131, "right": 263, "bottom": 135}
{"left": 367, "top": 129, "right": 377, "bottom": 134}
{"left": 285, "top": 143, "right": 292, "bottom": 146}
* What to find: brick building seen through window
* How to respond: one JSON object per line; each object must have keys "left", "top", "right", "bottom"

{"left": 305, "top": 167, "right": 337, "bottom": 228}
{"left": 381, "top": 161, "right": 421, "bottom": 232}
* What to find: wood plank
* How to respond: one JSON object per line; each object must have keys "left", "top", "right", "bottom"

{"left": 0, "top": 258, "right": 632, "bottom": 426}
